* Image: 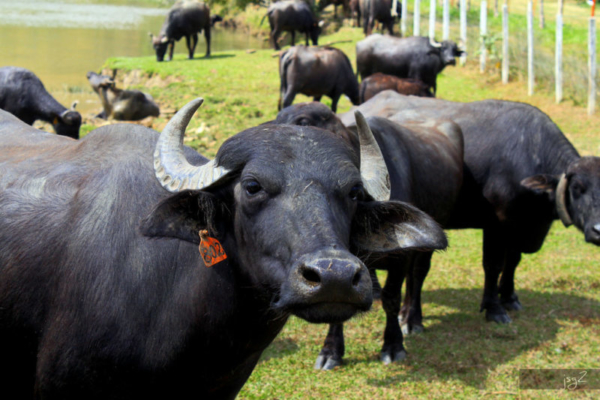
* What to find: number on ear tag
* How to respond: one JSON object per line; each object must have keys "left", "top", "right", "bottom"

{"left": 199, "top": 230, "right": 227, "bottom": 267}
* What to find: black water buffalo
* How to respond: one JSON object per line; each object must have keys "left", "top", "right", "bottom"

{"left": 274, "top": 102, "right": 463, "bottom": 368}
{"left": 361, "top": 0, "right": 401, "bottom": 36}
{"left": 359, "top": 73, "right": 433, "bottom": 103}
{"left": 0, "top": 66, "right": 81, "bottom": 139}
{"left": 0, "top": 98, "right": 447, "bottom": 398}
{"left": 150, "top": 0, "right": 211, "bottom": 61}
{"left": 86, "top": 71, "right": 160, "bottom": 121}
{"left": 341, "top": 90, "right": 600, "bottom": 327}
{"left": 279, "top": 45, "right": 360, "bottom": 112}
{"left": 356, "top": 35, "right": 464, "bottom": 95}
{"left": 264, "top": 0, "right": 322, "bottom": 50}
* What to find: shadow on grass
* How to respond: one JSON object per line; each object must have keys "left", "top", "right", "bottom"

{"left": 353, "top": 288, "right": 600, "bottom": 389}
{"left": 259, "top": 337, "right": 300, "bottom": 362}
{"left": 169, "top": 54, "right": 236, "bottom": 62}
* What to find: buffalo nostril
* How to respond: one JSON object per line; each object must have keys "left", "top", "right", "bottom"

{"left": 301, "top": 266, "right": 321, "bottom": 286}
{"left": 352, "top": 269, "right": 362, "bottom": 287}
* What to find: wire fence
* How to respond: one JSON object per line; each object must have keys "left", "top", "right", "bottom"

{"left": 398, "top": 0, "right": 599, "bottom": 113}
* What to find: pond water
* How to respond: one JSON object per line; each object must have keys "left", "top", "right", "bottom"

{"left": 0, "top": 0, "right": 268, "bottom": 115}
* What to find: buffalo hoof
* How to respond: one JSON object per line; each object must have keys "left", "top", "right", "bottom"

{"left": 400, "top": 322, "right": 424, "bottom": 335}
{"left": 486, "top": 310, "right": 512, "bottom": 324}
{"left": 314, "top": 354, "right": 342, "bottom": 370}
{"left": 381, "top": 349, "right": 407, "bottom": 365}
{"left": 501, "top": 295, "right": 523, "bottom": 311}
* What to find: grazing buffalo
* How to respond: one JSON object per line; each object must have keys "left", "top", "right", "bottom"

{"left": 0, "top": 66, "right": 81, "bottom": 139}
{"left": 279, "top": 45, "right": 360, "bottom": 112}
{"left": 264, "top": 0, "right": 322, "bottom": 50}
{"left": 359, "top": 73, "right": 433, "bottom": 103}
{"left": 0, "top": 98, "right": 447, "bottom": 399}
{"left": 211, "top": 14, "right": 223, "bottom": 26}
{"left": 150, "top": 0, "right": 211, "bottom": 61}
{"left": 86, "top": 71, "right": 160, "bottom": 121}
{"left": 361, "top": 0, "right": 401, "bottom": 36}
{"left": 274, "top": 102, "right": 463, "bottom": 368}
{"left": 341, "top": 90, "right": 600, "bottom": 327}
{"left": 356, "top": 35, "right": 465, "bottom": 95}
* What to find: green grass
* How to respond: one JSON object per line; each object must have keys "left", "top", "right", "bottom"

{"left": 101, "top": 15, "right": 600, "bottom": 399}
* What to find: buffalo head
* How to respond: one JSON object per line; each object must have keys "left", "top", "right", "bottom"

{"left": 522, "top": 156, "right": 600, "bottom": 245}
{"left": 52, "top": 101, "right": 81, "bottom": 139}
{"left": 142, "top": 99, "right": 446, "bottom": 324}
{"left": 430, "top": 38, "right": 465, "bottom": 67}
{"left": 86, "top": 71, "right": 116, "bottom": 94}
{"left": 149, "top": 33, "right": 170, "bottom": 62}
{"left": 310, "top": 20, "right": 325, "bottom": 46}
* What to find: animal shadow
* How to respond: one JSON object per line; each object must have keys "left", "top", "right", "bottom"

{"left": 193, "top": 53, "right": 236, "bottom": 61}
{"left": 259, "top": 337, "right": 300, "bottom": 362}
{"left": 364, "top": 288, "right": 600, "bottom": 389}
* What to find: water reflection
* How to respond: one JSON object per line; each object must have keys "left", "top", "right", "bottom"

{"left": 0, "top": 0, "right": 267, "bottom": 115}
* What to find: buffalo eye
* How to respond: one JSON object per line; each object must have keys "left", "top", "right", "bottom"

{"left": 295, "top": 117, "right": 311, "bottom": 126}
{"left": 571, "top": 179, "right": 586, "bottom": 199}
{"left": 243, "top": 180, "right": 262, "bottom": 196}
{"left": 349, "top": 184, "right": 364, "bottom": 201}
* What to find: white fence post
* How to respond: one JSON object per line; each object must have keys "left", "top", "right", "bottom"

{"left": 429, "top": 0, "right": 436, "bottom": 39}
{"left": 443, "top": 0, "right": 450, "bottom": 39}
{"left": 480, "top": 1, "right": 487, "bottom": 73}
{"left": 401, "top": 0, "right": 408, "bottom": 36}
{"left": 527, "top": 0, "right": 534, "bottom": 95}
{"left": 556, "top": 5, "right": 563, "bottom": 103}
{"left": 502, "top": 4, "right": 509, "bottom": 83}
{"left": 414, "top": 0, "right": 421, "bottom": 36}
{"left": 589, "top": 16, "right": 597, "bottom": 115}
{"left": 460, "top": 0, "right": 467, "bottom": 65}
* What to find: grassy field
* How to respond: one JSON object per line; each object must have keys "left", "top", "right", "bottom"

{"left": 99, "top": 17, "right": 600, "bottom": 399}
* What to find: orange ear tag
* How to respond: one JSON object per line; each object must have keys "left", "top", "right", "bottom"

{"left": 199, "top": 230, "right": 227, "bottom": 267}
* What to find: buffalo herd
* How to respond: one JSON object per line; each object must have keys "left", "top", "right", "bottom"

{"left": 1, "top": 0, "right": 599, "bottom": 398}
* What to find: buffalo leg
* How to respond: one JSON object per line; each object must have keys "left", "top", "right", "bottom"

{"left": 481, "top": 228, "right": 512, "bottom": 323}
{"left": 381, "top": 262, "right": 408, "bottom": 364}
{"left": 271, "top": 28, "right": 281, "bottom": 50}
{"left": 314, "top": 323, "right": 344, "bottom": 370}
{"left": 370, "top": 268, "right": 382, "bottom": 300}
{"left": 282, "top": 86, "right": 297, "bottom": 109}
{"left": 386, "top": 20, "right": 394, "bottom": 36}
{"left": 499, "top": 250, "right": 523, "bottom": 311}
{"left": 313, "top": 95, "right": 322, "bottom": 103}
{"left": 204, "top": 27, "right": 211, "bottom": 57}
{"left": 400, "top": 252, "right": 432, "bottom": 335}
{"left": 330, "top": 94, "right": 341, "bottom": 113}
{"left": 167, "top": 42, "right": 175, "bottom": 61}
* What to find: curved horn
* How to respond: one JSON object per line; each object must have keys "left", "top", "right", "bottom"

{"left": 154, "top": 98, "right": 231, "bottom": 193}
{"left": 354, "top": 111, "right": 391, "bottom": 201}
{"left": 556, "top": 173, "right": 573, "bottom": 227}
{"left": 429, "top": 37, "right": 442, "bottom": 48}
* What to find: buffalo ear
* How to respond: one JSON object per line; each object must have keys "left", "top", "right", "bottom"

{"left": 140, "top": 190, "right": 224, "bottom": 244}
{"left": 521, "top": 174, "right": 559, "bottom": 199}
{"left": 351, "top": 201, "right": 447, "bottom": 253}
